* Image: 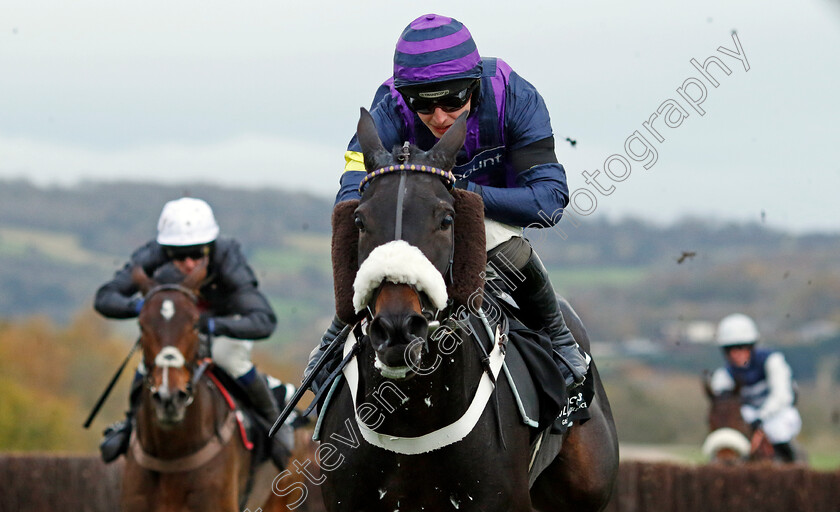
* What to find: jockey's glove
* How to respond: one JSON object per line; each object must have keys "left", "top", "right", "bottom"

{"left": 131, "top": 298, "right": 144, "bottom": 315}
{"left": 197, "top": 313, "right": 216, "bottom": 336}
{"left": 750, "top": 419, "right": 763, "bottom": 430}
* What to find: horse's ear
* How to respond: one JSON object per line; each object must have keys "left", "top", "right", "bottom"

{"left": 332, "top": 199, "right": 363, "bottom": 324}
{"left": 182, "top": 257, "right": 208, "bottom": 292}
{"left": 132, "top": 265, "right": 157, "bottom": 295}
{"left": 426, "top": 111, "right": 468, "bottom": 170}
{"left": 449, "top": 188, "right": 486, "bottom": 311}
{"left": 357, "top": 107, "right": 392, "bottom": 171}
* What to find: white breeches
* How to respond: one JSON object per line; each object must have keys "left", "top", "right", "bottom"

{"left": 211, "top": 336, "right": 255, "bottom": 378}
{"left": 741, "top": 405, "right": 802, "bottom": 444}
{"left": 484, "top": 219, "right": 523, "bottom": 252}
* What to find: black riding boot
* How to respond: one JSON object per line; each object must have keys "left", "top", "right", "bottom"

{"left": 772, "top": 442, "right": 796, "bottom": 463}
{"left": 304, "top": 315, "right": 347, "bottom": 394}
{"left": 243, "top": 372, "right": 290, "bottom": 469}
{"left": 99, "top": 374, "right": 143, "bottom": 463}
{"left": 495, "top": 247, "right": 588, "bottom": 388}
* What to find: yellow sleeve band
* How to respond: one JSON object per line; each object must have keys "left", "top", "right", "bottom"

{"left": 344, "top": 151, "right": 366, "bottom": 173}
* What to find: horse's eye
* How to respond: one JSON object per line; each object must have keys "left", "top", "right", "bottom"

{"left": 440, "top": 214, "right": 454, "bottom": 230}
{"left": 354, "top": 216, "right": 366, "bottom": 232}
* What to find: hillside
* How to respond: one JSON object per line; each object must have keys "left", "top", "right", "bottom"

{"left": 1, "top": 178, "right": 839, "bottom": 356}
{"left": 1, "top": 179, "right": 839, "bottom": 457}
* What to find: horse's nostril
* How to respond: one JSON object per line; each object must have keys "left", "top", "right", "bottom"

{"left": 404, "top": 314, "right": 429, "bottom": 344}
{"left": 369, "top": 317, "right": 392, "bottom": 349}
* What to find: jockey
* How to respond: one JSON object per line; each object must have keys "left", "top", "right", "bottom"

{"left": 708, "top": 313, "right": 802, "bottom": 462}
{"left": 94, "top": 197, "right": 290, "bottom": 464}
{"left": 306, "top": 13, "right": 588, "bottom": 391}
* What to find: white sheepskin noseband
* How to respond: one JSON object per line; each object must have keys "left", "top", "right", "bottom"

{"left": 353, "top": 240, "right": 448, "bottom": 313}
{"left": 702, "top": 427, "right": 751, "bottom": 459}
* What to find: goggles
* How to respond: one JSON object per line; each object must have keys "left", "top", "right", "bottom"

{"left": 165, "top": 244, "right": 210, "bottom": 261}
{"left": 723, "top": 343, "right": 754, "bottom": 353}
{"left": 399, "top": 79, "right": 479, "bottom": 115}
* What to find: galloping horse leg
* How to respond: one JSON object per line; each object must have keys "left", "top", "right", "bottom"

{"left": 530, "top": 299, "right": 619, "bottom": 512}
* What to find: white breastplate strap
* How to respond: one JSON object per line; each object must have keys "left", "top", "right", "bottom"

{"left": 342, "top": 328, "right": 506, "bottom": 455}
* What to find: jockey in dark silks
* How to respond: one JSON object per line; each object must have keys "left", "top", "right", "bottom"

{"left": 94, "top": 197, "right": 293, "bottom": 465}
{"left": 306, "top": 13, "right": 589, "bottom": 392}
{"left": 709, "top": 313, "right": 802, "bottom": 462}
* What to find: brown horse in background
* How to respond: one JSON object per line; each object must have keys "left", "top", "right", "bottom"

{"left": 702, "top": 374, "right": 774, "bottom": 464}
{"left": 120, "top": 261, "right": 302, "bottom": 511}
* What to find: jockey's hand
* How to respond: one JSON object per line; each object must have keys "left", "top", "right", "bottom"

{"left": 131, "top": 298, "right": 144, "bottom": 315}
{"left": 750, "top": 419, "right": 763, "bottom": 431}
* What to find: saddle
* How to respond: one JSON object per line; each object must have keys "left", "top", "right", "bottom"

{"left": 486, "top": 292, "right": 595, "bottom": 485}
{"left": 205, "top": 366, "right": 296, "bottom": 471}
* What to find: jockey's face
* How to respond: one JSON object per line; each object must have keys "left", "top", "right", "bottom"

{"left": 173, "top": 255, "right": 209, "bottom": 276}
{"left": 417, "top": 100, "right": 471, "bottom": 139}
{"left": 724, "top": 344, "right": 753, "bottom": 368}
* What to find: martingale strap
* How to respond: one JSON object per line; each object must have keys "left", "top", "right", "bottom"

{"left": 342, "top": 323, "right": 506, "bottom": 455}
{"left": 358, "top": 163, "right": 456, "bottom": 194}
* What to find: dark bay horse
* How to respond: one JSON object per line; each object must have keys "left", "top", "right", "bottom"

{"left": 122, "top": 262, "right": 295, "bottom": 511}
{"left": 317, "top": 109, "right": 618, "bottom": 511}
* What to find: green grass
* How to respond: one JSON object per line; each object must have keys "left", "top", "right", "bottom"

{"left": 549, "top": 265, "right": 648, "bottom": 291}
{"left": 0, "top": 227, "right": 112, "bottom": 265}
{"left": 804, "top": 450, "right": 840, "bottom": 471}
{"left": 252, "top": 247, "right": 330, "bottom": 273}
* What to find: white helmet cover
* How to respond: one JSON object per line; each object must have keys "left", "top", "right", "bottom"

{"left": 716, "top": 313, "right": 759, "bottom": 347}
{"left": 156, "top": 197, "right": 220, "bottom": 246}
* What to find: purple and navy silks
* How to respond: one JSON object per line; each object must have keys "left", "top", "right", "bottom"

{"left": 337, "top": 57, "right": 570, "bottom": 228}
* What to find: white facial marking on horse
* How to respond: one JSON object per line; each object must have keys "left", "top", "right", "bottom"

{"left": 155, "top": 346, "right": 186, "bottom": 368}
{"left": 154, "top": 346, "right": 185, "bottom": 396}
{"left": 161, "top": 299, "right": 175, "bottom": 321}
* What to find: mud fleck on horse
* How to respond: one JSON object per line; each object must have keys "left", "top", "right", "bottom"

{"left": 120, "top": 262, "right": 297, "bottom": 511}
{"left": 315, "top": 109, "right": 619, "bottom": 511}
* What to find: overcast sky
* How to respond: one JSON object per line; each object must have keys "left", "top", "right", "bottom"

{"left": 1, "top": 0, "right": 838, "bottom": 233}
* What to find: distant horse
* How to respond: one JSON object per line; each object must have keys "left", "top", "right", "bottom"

{"left": 317, "top": 109, "right": 618, "bottom": 511}
{"left": 121, "top": 261, "right": 297, "bottom": 511}
{"left": 702, "top": 374, "right": 774, "bottom": 463}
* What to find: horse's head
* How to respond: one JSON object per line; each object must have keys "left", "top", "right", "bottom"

{"left": 703, "top": 371, "right": 746, "bottom": 433}
{"left": 338, "top": 108, "right": 486, "bottom": 379}
{"left": 132, "top": 262, "right": 207, "bottom": 426}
